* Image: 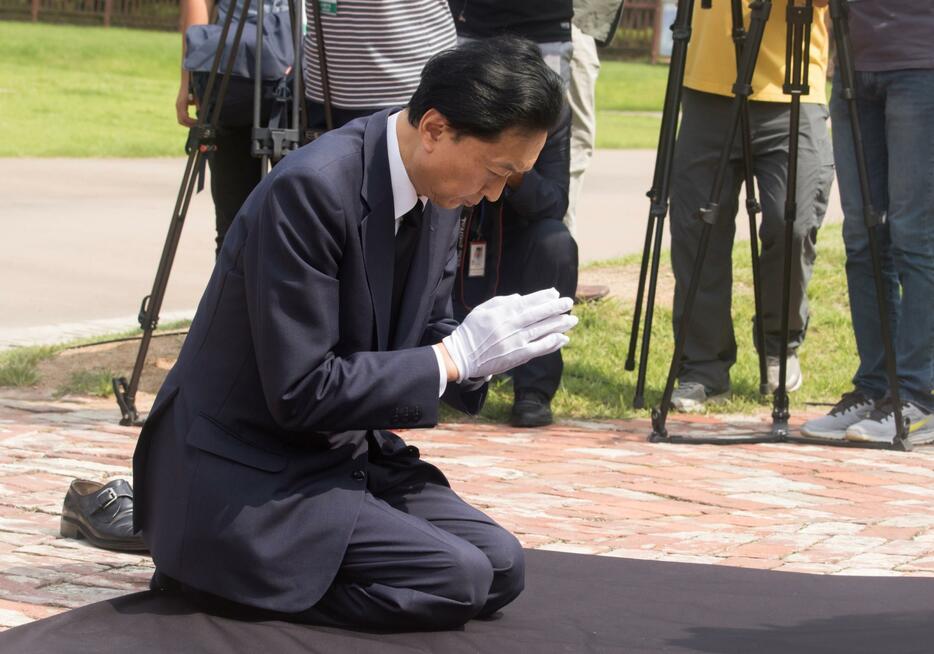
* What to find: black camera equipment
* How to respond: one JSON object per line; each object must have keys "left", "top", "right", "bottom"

{"left": 626, "top": 0, "right": 770, "bottom": 409}
{"left": 251, "top": 0, "right": 301, "bottom": 171}
{"left": 625, "top": 0, "right": 696, "bottom": 409}
{"left": 647, "top": 0, "right": 772, "bottom": 444}
{"left": 636, "top": 0, "right": 911, "bottom": 450}
{"left": 112, "top": 0, "right": 332, "bottom": 426}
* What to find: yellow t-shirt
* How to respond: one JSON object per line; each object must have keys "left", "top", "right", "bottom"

{"left": 683, "top": 0, "right": 829, "bottom": 104}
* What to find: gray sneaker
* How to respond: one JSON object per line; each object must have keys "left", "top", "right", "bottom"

{"left": 670, "top": 382, "right": 731, "bottom": 412}
{"left": 846, "top": 400, "right": 934, "bottom": 445}
{"left": 800, "top": 391, "right": 875, "bottom": 441}
{"left": 767, "top": 353, "right": 803, "bottom": 393}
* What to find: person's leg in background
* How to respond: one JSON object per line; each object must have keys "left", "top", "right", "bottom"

{"left": 565, "top": 24, "right": 600, "bottom": 236}
{"left": 208, "top": 124, "right": 263, "bottom": 255}
{"left": 840, "top": 69, "right": 934, "bottom": 444}
{"left": 749, "top": 99, "right": 834, "bottom": 394}
{"left": 191, "top": 75, "right": 265, "bottom": 256}
{"left": 834, "top": 70, "right": 894, "bottom": 400}
{"left": 801, "top": 70, "right": 889, "bottom": 441}
{"left": 500, "top": 219, "right": 579, "bottom": 427}
{"left": 668, "top": 89, "right": 743, "bottom": 410}
{"left": 565, "top": 24, "right": 608, "bottom": 304}
{"left": 876, "top": 70, "right": 934, "bottom": 413}
{"left": 498, "top": 37, "right": 578, "bottom": 426}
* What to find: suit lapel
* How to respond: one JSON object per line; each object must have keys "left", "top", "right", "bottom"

{"left": 359, "top": 108, "right": 396, "bottom": 351}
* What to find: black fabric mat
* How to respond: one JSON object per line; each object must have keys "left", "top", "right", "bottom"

{"left": 2, "top": 549, "right": 933, "bottom": 653}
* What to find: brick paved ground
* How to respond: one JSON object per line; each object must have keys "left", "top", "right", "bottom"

{"left": 1, "top": 391, "right": 932, "bottom": 630}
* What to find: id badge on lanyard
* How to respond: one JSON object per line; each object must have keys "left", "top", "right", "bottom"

{"left": 468, "top": 241, "right": 487, "bottom": 277}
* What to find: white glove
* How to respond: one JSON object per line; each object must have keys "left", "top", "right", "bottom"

{"left": 442, "top": 288, "right": 577, "bottom": 383}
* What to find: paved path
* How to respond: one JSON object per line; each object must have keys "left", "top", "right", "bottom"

{"left": 0, "top": 154, "right": 843, "bottom": 346}
{"left": 0, "top": 158, "right": 215, "bottom": 346}
{"left": 0, "top": 391, "right": 930, "bottom": 630}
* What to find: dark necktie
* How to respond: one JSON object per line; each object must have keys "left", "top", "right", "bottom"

{"left": 391, "top": 201, "right": 424, "bottom": 334}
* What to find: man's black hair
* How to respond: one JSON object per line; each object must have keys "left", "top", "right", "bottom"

{"left": 407, "top": 35, "right": 565, "bottom": 140}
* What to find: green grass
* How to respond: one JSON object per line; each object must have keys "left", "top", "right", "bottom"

{"left": 4, "top": 220, "right": 854, "bottom": 417}
{"left": 594, "top": 60, "right": 668, "bottom": 149}
{"left": 0, "top": 346, "right": 59, "bottom": 387}
{"left": 56, "top": 369, "right": 116, "bottom": 398}
{"left": 596, "top": 60, "right": 668, "bottom": 113}
{"left": 596, "top": 112, "right": 662, "bottom": 149}
{"left": 0, "top": 319, "right": 191, "bottom": 390}
{"left": 448, "top": 226, "right": 855, "bottom": 423}
{"left": 0, "top": 21, "right": 183, "bottom": 157}
{"left": 0, "top": 22, "right": 669, "bottom": 156}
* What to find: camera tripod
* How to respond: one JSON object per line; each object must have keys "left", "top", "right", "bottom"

{"left": 626, "top": 0, "right": 769, "bottom": 411}
{"left": 112, "top": 0, "right": 333, "bottom": 426}
{"left": 628, "top": 0, "right": 911, "bottom": 450}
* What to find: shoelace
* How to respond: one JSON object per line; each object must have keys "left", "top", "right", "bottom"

{"left": 866, "top": 397, "right": 909, "bottom": 423}
{"left": 830, "top": 391, "right": 871, "bottom": 417}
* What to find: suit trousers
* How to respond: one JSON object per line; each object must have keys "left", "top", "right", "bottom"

{"left": 500, "top": 219, "right": 579, "bottom": 399}
{"left": 160, "top": 445, "right": 525, "bottom": 631}
{"left": 670, "top": 88, "right": 834, "bottom": 394}
{"left": 297, "top": 449, "right": 525, "bottom": 630}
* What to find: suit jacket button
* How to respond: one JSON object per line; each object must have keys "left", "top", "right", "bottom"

{"left": 352, "top": 470, "right": 366, "bottom": 482}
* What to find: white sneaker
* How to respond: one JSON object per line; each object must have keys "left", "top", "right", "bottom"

{"left": 670, "top": 382, "right": 731, "bottom": 412}
{"left": 767, "top": 353, "right": 803, "bottom": 393}
{"left": 845, "top": 400, "right": 934, "bottom": 445}
{"left": 800, "top": 391, "right": 875, "bottom": 441}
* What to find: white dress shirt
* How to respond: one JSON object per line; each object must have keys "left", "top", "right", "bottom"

{"left": 386, "top": 111, "right": 447, "bottom": 397}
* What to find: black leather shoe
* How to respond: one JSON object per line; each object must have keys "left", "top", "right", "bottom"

{"left": 510, "top": 390, "right": 553, "bottom": 428}
{"left": 60, "top": 479, "right": 147, "bottom": 551}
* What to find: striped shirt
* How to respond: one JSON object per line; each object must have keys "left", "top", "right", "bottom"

{"left": 303, "top": 0, "right": 457, "bottom": 109}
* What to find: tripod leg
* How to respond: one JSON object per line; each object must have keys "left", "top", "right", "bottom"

{"left": 730, "top": 0, "right": 768, "bottom": 396}
{"left": 113, "top": 0, "right": 254, "bottom": 425}
{"left": 829, "top": 0, "right": 909, "bottom": 448}
{"left": 652, "top": 0, "right": 773, "bottom": 441}
{"left": 626, "top": 216, "right": 655, "bottom": 372}
{"left": 289, "top": 0, "right": 301, "bottom": 140}
{"left": 771, "top": 0, "right": 813, "bottom": 438}
{"left": 633, "top": 213, "right": 667, "bottom": 409}
{"left": 253, "top": 0, "right": 267, "bottom": 178}
{"left": 627, "top": 0, "right": 696, "bottom": 402}
{"left": 742, "top": 107, "right": 769, "bottom": 397}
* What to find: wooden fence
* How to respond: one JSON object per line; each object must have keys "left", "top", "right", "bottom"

{"left": 604, "top": 0, "right": 665, "bottom": 62}
{"left": 0, "top": 0, "right": 178, "bottom": 30}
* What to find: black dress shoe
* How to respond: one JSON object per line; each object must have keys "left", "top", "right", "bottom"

{"left": 60, "top": 479, "right": 148, "bottom": 551}
{"left": 510, "top": 390, "right": 554, "bottom": 428}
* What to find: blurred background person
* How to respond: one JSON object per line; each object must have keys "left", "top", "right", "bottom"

{"left": 177, "top": 0, "right": 292, "bottom": 255}
{"left": 302, "top": 0, "right": 457, "bottom": 130}
{"left": 563, "top": 0, "right": 623, "bottom": 303}
{"left": 449, "top": 0, "right": 578, "bottom": 427}
{"left": 668, "top": 0, "right": 834, "bottom": 411}
{"left": 802, "top": 0, "right": 934, "bottom": 445}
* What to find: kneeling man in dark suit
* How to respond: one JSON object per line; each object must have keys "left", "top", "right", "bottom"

{"left": 132, "top": 36, "right": 576, "bottom": 631}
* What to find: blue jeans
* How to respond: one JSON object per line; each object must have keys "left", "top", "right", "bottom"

{"left": 830, "top": 69, "right": 934, "bottom": 411}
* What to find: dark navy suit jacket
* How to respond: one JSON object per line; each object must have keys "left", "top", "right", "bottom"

{"left": 132, "top": 108, "right": 486, "bottom": 613}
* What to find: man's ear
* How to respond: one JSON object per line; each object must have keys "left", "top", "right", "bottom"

{"left": 418, "top": 108, "right": 449, "bottom": 153}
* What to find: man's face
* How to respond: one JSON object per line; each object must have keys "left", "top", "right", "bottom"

{"left": 416, "top": 111, "right": 548, "bottom": 210}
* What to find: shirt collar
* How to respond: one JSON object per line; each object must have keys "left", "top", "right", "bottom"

{"left": 386, "top": 111, "right": 425, "bottom": 221}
